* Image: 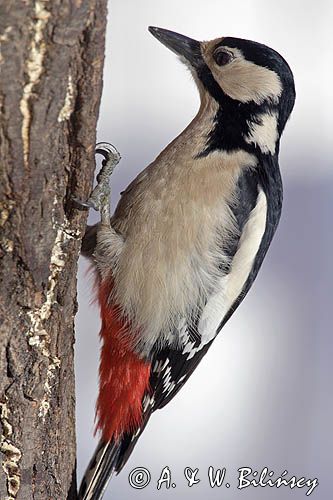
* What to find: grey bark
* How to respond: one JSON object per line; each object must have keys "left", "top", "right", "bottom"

{"left": 0, "top": 1, "right": 107, "bottom": 498}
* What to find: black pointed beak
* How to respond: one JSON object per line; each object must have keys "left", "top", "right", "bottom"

{"left": 148, "top": 27, "right": 203, "bottom": 69}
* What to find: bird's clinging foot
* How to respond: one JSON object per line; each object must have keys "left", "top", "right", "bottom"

{"left": 74, "top": 142, "right": 121, "bottom": 225}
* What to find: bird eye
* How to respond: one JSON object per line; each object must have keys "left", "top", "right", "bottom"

{"left": 213, "top": 49, "right": 233, "bottom": 66}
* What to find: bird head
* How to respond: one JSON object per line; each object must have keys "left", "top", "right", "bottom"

{"left": 149, "top": 27, "right": 295, "bottom": 156}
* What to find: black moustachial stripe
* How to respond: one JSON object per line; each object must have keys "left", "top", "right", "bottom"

{"left": 196, "top": 63, "right": 278, "bottom": 157}
{"left": 202, "top": 97, "right": 277, "bottom": 156}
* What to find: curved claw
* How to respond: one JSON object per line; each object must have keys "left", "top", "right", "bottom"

{"left": 95, "top": 142, "right": 121, "bottom": 165}
{"left": 73, "top": 142, "right": 121, "bottom": 216}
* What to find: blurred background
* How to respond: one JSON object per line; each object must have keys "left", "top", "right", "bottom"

{"left": 75, "top": 0, "right": 333, "bottom": 498}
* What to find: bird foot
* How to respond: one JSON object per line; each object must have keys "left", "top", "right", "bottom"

{"left": 73, "top": 142, "right": 121, "bottom": 223}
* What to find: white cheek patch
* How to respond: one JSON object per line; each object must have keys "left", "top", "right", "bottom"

{"left": 245, "top": 112, "right": 279, "bottom": 154}
{"left": 210, "top": 47, "right": 283, "bottom": 105}
{"left": 196, "top": 188, "right": 267, "bottom": 346}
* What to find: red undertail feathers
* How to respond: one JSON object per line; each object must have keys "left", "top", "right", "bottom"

{"left": 96, "top": 279, "right": 151, "bottom": 442}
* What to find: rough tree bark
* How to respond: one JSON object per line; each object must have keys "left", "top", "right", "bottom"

{"left": 0, "top": 1, "right": 107, "bottom": 498}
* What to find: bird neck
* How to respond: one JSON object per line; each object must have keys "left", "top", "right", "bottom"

{"left": 158, "top": 94, "right": 220, "bottom": 161}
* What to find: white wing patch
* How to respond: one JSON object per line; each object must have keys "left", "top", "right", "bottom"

{"left": 198, "top": 275, "right": 229, "bottom": 342}
{"left": 183, "top": 188, "right": 267, "bottom": 357}
{"left": 224, "top": 188, "right": 267, "bottom": 307}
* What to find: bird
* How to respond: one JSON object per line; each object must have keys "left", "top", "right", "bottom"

{"left": 77, "top": 26, "right": 295, "bottom": 500}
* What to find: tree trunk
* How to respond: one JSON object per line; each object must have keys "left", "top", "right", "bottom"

{"left": 0, "top": 1, "right": 107, "bottom": 498}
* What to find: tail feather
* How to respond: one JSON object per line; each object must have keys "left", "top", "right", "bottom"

{"left": 79, "top": 405, "right": 154, "bottom": 499}
{"left": 78, "top": 440, "right": 120, "bottom": 500}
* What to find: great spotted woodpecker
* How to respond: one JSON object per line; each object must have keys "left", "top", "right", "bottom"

{"left": 77, "top": 27, "right": 295, "bottom": 499}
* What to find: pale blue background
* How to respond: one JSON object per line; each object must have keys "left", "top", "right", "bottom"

{"left": 75, "top": 1, "right": 333, "bottom": 498}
